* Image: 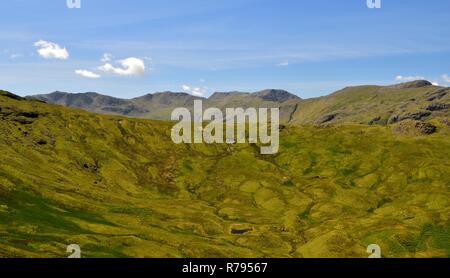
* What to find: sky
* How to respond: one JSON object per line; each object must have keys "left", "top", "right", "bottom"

{"left": 0, "top": 0, "right": 449, "bottom": 99}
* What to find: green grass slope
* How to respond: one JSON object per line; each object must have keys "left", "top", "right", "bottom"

{"left": 290, "top": 81, "right": 450, "bottom": 125}
{"left": 1, "top": 90, "right": 449, "bottom": 258}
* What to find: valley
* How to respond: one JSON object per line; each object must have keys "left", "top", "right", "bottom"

{"left": 1, "top": 83, "right": 450, "bottom": 258}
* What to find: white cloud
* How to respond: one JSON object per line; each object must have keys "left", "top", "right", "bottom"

{"left": 34, "top": 40, "right": 69, "bottom": 60}
{"left": 101, "top": 53, "right": 113, "bottom": 62}
{"left": 395, "top": 75, "right": 450, "bottom": 86}
{"left": 441, "top": 74, "right": 450, "bottom": 83}
{"left": 75, "top": 70, "right": 100, "bottom": 79}
{"left": 395, "top": 75, "right": 425, "bottom": 82}
{"left": 277, "top": 61, "right": 289, "bottom": 67}
{"left": 182, "top": 84, "right": 207, "bottom": 96}
{"left": 98, "top": 57, "right": 146, "bottom": 76}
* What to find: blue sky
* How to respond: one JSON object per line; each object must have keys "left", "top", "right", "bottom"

{"left": 0, "top": 0, "right": 449, "bottom": 99}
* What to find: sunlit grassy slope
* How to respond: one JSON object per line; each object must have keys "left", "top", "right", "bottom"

{"left": 1, "top": 90, "right": 449, "bottom": 258}
{"left": 290, "top": 82, "right": 450, "bottom": 125}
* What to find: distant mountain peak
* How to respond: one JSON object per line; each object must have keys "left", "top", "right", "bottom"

{"left": 153, "top": 91, "right": 197, "bottom": 97}
{"left": 209, "top": 89, "right": 300, "bottom": 102}
{"left": 253, "top": 89, "right": 301, "bottom": 102}
{"left": 388, "top": 80, "right": 433, "bottom": 89}
{"left": 208, "top": 91, "right": 250, "bottom": 100}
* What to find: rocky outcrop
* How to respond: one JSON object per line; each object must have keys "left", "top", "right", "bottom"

{"left": 316, "top": 113, "right": 338, "bottom": 124}
{"left": 393, "top": 120, "right": 437, "bottom": 135}
{"left": 426, "top": 103, "right": 450, "bottom": 111}
{"left": 426, "top": 88, "right": 448, "bottom": 102}
{"left": 369, "top": 116, "right": 382, "bottom": 125}
{"left": 388, "top": 111, "right": 432, "bottom": 124}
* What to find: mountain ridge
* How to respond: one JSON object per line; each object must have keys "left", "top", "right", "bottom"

{"left": 31, "top": 88, "right": 301, "bottom": 122}
{"left": 25, "top": 80, "right": 450, "bottom": 124}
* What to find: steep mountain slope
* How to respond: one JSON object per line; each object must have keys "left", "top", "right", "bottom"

{"left": 1, "top": 90, "right": 450, "bottom": 258}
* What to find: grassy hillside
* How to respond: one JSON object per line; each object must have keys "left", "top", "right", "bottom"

{"left": 290, "top": 81, "right": 450, "bottom": 125}
{"left": 1, "top": 90, "right": 450, "bottom": 258}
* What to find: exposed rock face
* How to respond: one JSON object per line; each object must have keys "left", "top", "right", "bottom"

{"left": 387, "top": 115, "right": 400, "bottom": 125}
{"left": 388, "top": 111, "right": 432, "bottom": 124}
{"left": 414, "top": 121, "right": 437, "bottom": 134}
{"left": 316, "top": 113, "right": 338, "bottom": 124}
{"left": 369, "top": 116, "right": 382, "bottom": 125}
{"left": 393, "top": 120, "right": 437, "bottom": 135}
{"left": 15, "top": 111, "right": 40, "bottom": 119}
{"left": 403, "top": 111, "right": 432, "bottom": 121}
{"left": 427, "top": 88, "right": 448, "bottom": 102}
{"left": 426, "top": 103, "right": 450, "bottom": 111}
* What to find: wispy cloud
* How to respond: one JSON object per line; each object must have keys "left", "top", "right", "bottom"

{"left": 101, "top": 53, "right": 113, "bottom": 62}
{"left": 395, "top": 75, "right": 425, "bottom": 82}
{"left": 182, "top": 84, "right": 207, "bottom": 96}
{"left": 34, "top": 40, "right": 69, "bottom": 60}
{"left": 441, "top": 74, "right": 450, "bottom": 83}
{"left": 277, "top": 61, "right": 289, "bottom": 67}
{"left": 75, "top": 70, "right": 100, "bottom": 79}
{"left": 71, "top": 39, "right": 438, "bottom": 70}
{"left": 395, "top": 74, "right": 450, "bottom": 87}
{"left": 9, "top": 53, "right": 23, "bottom": 59}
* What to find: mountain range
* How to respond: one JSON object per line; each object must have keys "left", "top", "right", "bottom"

{"left": 31, "top": 89, "right": 300, "bottom": 122}
{"left": 30, "top": 80, "right": 450, "bottom": 125}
